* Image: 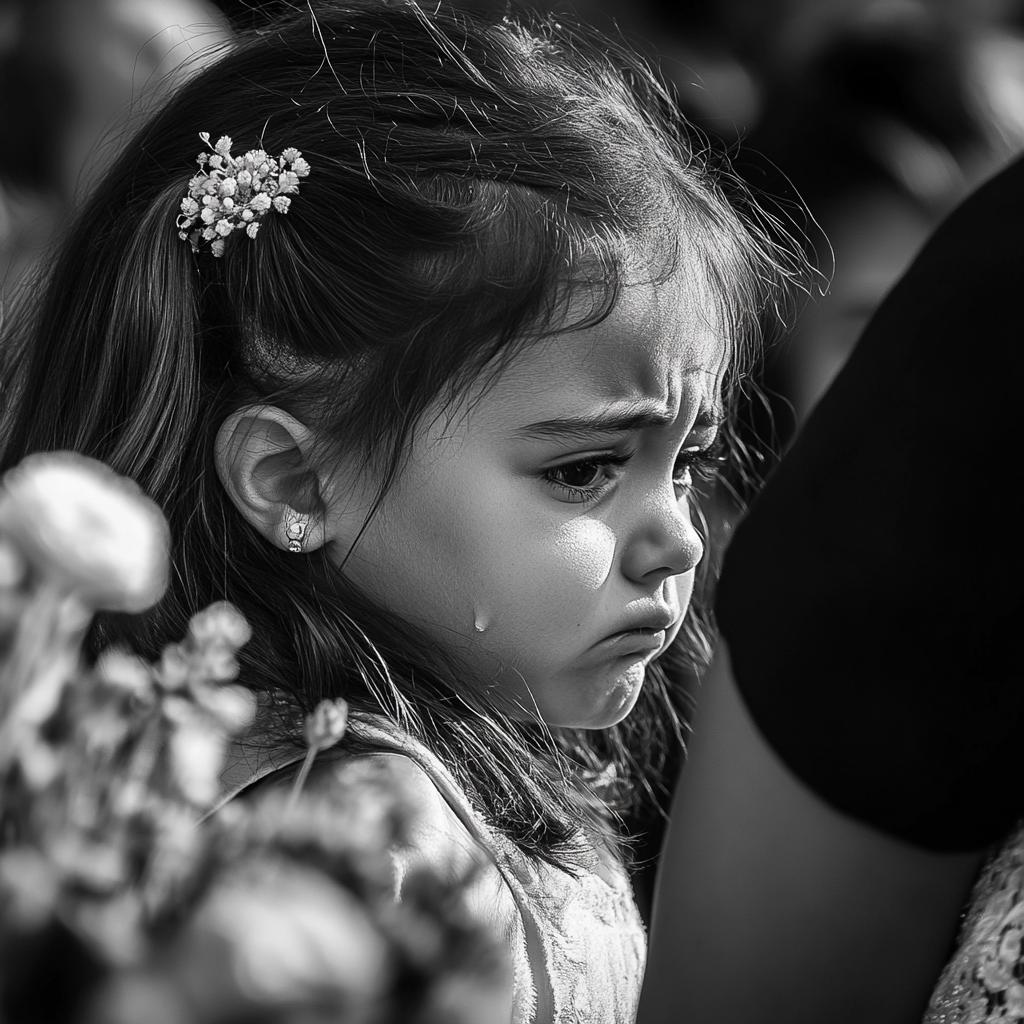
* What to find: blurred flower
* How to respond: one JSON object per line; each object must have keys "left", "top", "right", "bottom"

{"left": 0, "top": 535, "right": 26, "bottom": 589}
{"left": 165, "top": 698, "right": 228, "bottom": 807}
{"left": 190, "top": 858, "right": 393, "bottom": 1007}
{"left": 0, "top": 848, "right": 59, "bottom": 927}
{"left": 305, "top": 698, "right": 349, "bottom": 751}
{"left": 0, "top": 452, "right": 168, "bottom": 613}
{"left": 94, "top": 648, "right": 155, "bottom": 700}
{"left": 288, "top": 698, "right": 349, "bottom": 813}
{"left": 0, "top": 452, "right": 509, "bottom": 1023}
{"left": 1007, "top": 981, "right": 1024, "bottom": 1017}
{"left": 189, "top": 602, "right": 250, "bottom": 650}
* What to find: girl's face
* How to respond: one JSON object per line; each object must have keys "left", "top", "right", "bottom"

{"left": 321, "top": 264, "right": 727, "bottom": 729}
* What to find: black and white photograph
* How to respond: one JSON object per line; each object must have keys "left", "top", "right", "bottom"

{"left": 0, "top": 1, "right": 1021, "bottom": 1021}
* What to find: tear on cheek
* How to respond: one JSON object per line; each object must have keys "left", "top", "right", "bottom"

{"left": 553, "top": 518, "right": 617, "bottom": 590}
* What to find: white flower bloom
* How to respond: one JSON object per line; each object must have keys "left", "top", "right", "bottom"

{"left": 193, "top": 644, "right": 239, "bottom": 683}
{"left": 0, "top": 453, "right": 169, "bottom": 613}
{"left": 181, "top": 141, "right": 309, "bottom": 255}
{"left": 81, "top": 705, "right": 131, "bottom": 757}
{"left": 96, "top": 648, "right": 154, "bottom": 697}
{"left": 199, "top": 131, "right": 211, "bottom": 146}
{"left": 195, "top": 683, "right": 255, "bottom": 734}
{"left": 0, "top": 849, "right": 60, "bottom": 927}
{"left": 0, "top": 536, "right": 26, "bottom": 589}
{"left": 170, "top": 714, "right": 225, "bottom": 806}
{"left": 194, "top": 861, "right": 391, "bottom": 1005}
{"left": 304, "top": 698, "right": 348, "bottom": 751}
{"left": 158, "top": 644, "right": 191, "bottom": 691}
{"left": 189, "top": 602, "right": 251, "bottom": 649}
{"left": 16, "top": 737, "right": 61, "bottom": 790}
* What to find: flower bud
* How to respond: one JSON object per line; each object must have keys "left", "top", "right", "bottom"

{"left": 0, "top": 453, "right": 169, "bottom": 612}
{"left": 304, "top": 698, "right": 349, "bottom": 752}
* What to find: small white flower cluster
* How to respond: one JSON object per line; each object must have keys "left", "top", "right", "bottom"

{"left": 176, "top": 132, "right": 311, "bottom": 257}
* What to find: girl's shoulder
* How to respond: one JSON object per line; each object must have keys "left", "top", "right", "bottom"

{"left": 217, "top": 717, "right": 646, "bottom": 1023}
{"left": 218, "top": 713, "right": 511, "bottom": 896}
{"left": 307, "top": 745, "right": 492, "bottom": 885}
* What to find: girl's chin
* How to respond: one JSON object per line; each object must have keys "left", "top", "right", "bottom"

{"left": 544, "top": 661, "right": 648, "bottom": 730}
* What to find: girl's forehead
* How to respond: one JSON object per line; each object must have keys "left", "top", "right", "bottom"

{"left": 473, "top": 274, "right": 728, "bottom": 431}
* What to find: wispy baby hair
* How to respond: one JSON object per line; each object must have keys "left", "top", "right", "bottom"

{"left": 1, "top": 0, "right": 805, "bottom": 865}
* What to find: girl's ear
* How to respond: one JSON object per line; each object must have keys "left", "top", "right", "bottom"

{"left": 214, "top": 405, "right": 327, "bottom": 553}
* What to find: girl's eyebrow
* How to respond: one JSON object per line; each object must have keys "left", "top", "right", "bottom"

{"left": 516, "top": 405, "right": 723, "bottom": 442}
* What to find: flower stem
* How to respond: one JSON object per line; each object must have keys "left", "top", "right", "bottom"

{"left": 286, "top": 743, "right": 321, "bottom": 815}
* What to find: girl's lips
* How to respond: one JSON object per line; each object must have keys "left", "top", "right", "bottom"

{"left": 595, "top": 627, "right": 668, "bottom": 656}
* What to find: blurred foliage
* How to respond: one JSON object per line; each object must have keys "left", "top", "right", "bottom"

{"left": 0, "top": 452, "right": 509, "bottom": 1024}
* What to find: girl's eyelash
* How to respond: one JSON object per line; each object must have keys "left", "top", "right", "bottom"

{"left": 544, "top": 438, "right": 727, "bottom": 503}
{"left": 673, "top": 439, "right": 727, "bottom": 486}
{"left": 544, "top": 452, "right": 632, "bottom": 502}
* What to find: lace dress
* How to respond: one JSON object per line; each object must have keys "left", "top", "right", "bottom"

{"left": 926, "top": 821, "right": 1024, "bottom": 1023}
{"left": 215, "top": 713, "right": 647, "bottom": 1024}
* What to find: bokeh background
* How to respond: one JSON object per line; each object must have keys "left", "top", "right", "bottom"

{"left": 3, "top": 0, "right": 1023, "bottom": 431}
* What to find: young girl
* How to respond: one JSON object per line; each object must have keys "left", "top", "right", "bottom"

{"left": 0, "top": 2, "right": 801, "bottom": 1020}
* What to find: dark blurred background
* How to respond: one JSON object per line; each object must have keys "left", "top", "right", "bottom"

{"left": 3, "top": 0, "right": 1022, "bottom": 428}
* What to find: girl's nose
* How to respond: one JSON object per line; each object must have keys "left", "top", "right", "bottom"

{"left": 621, "top": 492, "right": 704, "bottom": 584}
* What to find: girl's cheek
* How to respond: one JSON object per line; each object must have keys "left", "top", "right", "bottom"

{"left": 551, "top": 518, "right": 617, "bottom": 591}
{"left": 670, "top": 571, "right": 696, "bottom": 624}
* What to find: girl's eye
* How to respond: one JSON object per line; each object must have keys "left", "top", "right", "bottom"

{"left": 544, "top": 453, "right": 629, "bottom": 503}
{"left": 673, "top": 440, "right": 726, "bottom": 493}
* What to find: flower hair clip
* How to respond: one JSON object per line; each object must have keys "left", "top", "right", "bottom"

{"left": 176, "top": 133, "right": 311, "bottom": 257}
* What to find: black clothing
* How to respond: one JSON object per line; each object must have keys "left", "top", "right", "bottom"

{"left": 716, "top": 155, "right": 1024, "bottom": 852}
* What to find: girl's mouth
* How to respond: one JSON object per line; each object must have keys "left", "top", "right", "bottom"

{"left": 597, "top": 628, "right": 667, "bottom": 655}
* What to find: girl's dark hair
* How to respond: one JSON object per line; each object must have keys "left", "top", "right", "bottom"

{"left": 1, "top": 0, "right": 804, "bottom": 867}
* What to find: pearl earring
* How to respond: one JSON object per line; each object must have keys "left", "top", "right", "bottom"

{"left": 285, "top": 512, "right": 308, "bottom": 553}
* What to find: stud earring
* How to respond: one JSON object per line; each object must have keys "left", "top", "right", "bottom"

{"left": 285, "top": 512, "right": 308, "bottom": 553}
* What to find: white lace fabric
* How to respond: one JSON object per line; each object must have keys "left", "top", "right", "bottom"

{"left": 926, "top": 821, "right": 1024, "bottom": 1023}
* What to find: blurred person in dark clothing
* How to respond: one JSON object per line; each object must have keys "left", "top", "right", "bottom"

{"left": 0, "top": 0, "right": 229, "bottom": 302}
{"left": 730, "top": 0, "right": 1024, "bottom": 429}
